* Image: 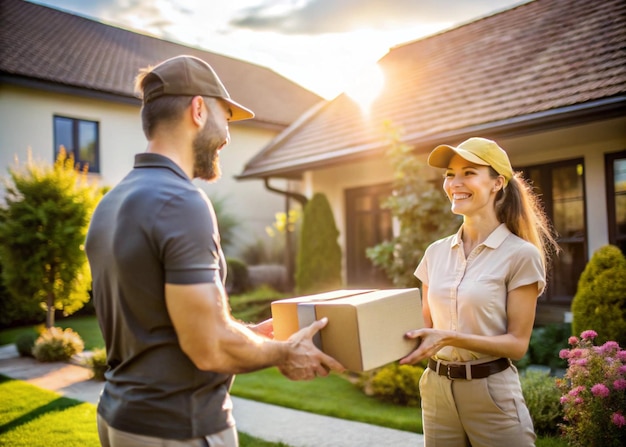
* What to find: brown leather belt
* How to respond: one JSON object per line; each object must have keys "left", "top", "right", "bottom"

{"left": 428, "top": 357, "right": 510, "bottom": 380}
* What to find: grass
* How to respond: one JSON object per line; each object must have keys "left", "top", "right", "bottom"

{"left": 0, "top": 375, "right": 100, "bottom": 447}
{"left": 0, "top": 289, "right": 568, "bottom": 446}
{"left": 0, "top": 376, "right": 289, "bottom": 447}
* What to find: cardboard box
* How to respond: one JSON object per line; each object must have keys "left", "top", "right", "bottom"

{"left": 271, "top": 289, "right": 373, "bottom": 341}
{"left": 297, "top": 288, "right": 423, "bottom": 372}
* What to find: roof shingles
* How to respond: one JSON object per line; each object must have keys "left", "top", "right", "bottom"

{"left": 239, "top": 0, "right": 626, "bottom": 178}
{"left": 0, "top": 0, "right": 322, "bottom": 127}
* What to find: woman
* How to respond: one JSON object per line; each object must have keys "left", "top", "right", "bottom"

{"left": 400, "top": 137, "right": 559, "bottom": 447}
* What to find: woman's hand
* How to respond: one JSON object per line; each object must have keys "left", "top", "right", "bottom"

{"left": 399, "top": 328, "right": 450, "bottom": 365}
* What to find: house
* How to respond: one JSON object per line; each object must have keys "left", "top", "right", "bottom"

{"left": 238, "top": 0, "right": 626, "bottom": 324}
{"left": 0, "top": 0, "right": 322, "bottom": 258}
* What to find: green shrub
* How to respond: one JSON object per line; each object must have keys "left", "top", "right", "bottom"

{"left": 87, "top": 348, "right": 108, "bottom": 381}
{"left": 526, "top": 323, "right": 570, "bottom": 370}
{"left": 226, "top": 258, "right": 250, "bottom": 294}
{"left": 229, "top": 284, "right": 287, "bottom": 323}
{"left": 521, "top": 370, "right": 563, "bottom": 436}
{"left": 571, "top": 245, "right": 626, "bottom": 346}
{"left": 0, "top": 149, "right": 103, "bottom": 328}
{"left": 295, "top": 193, "right": 342, "bottom": 294}
{"left": 32, "top": 327, "right": 84, "bottom": 362}
{"left": 369, "top": 362, "right": 424, "bottom": 407}
{"left": 15, "top": 332, "right": 37, "bottom": 357}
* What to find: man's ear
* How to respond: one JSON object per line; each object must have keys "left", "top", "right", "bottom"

{"left": 190, "top": 96, "right": 205, "bottom": 128}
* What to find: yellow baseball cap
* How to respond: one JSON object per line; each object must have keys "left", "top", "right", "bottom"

{"left": 428, "top": 137, "right": 513, "bottom": 184}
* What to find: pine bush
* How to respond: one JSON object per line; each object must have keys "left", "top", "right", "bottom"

{"left": 571, "top": 245, "right": 626, "bottom": 346}
{"left": 295, "top": 193, "right": 342, "bottom": 294}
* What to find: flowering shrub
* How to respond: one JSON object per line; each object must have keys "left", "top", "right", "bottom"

{"left": 557, "top": 330, "right": 626, "bottom": 446}
{"left": 32, "top": 327, "right": 84, "bottom": 362}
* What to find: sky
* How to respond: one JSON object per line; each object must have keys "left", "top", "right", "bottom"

{"left": 28, "top": 0, "right": 529, "bottom": 99}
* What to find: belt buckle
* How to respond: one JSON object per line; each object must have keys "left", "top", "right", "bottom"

{"left": 446, "top": 364, "right": 463, "bottom": 380}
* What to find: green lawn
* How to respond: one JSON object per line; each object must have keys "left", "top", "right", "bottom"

{"left": 0, "top": 376, "right": 289, "bottom": 447}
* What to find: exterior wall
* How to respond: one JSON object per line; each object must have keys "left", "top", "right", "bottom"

{"left": 197, "top": 126, "right": 289, "bottom": 257}
{"left": 0, "top": 84, "right": 284, "bottom": 258}
{"left": 308, "top": 156, "right": 396, "bottom": 283}
{"left": 0, "top": 84, "right": 142, "bottom": 187}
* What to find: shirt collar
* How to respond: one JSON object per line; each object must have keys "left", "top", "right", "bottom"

{"left": 134, "top": 153, "right": 190, "bottom": 181}
{"left": 451, "top": 223, "right": 511, "bottom": 249}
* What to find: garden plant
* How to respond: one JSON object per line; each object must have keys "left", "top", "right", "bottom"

{"left": 557, "top": 330, "right": 626, "bottom": 446}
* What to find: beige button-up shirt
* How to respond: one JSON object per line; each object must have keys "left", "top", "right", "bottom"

{"left": 414, "top": 223, "right": 545, "bottom": 362}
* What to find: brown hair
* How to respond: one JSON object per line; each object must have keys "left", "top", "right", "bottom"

{"left": 134, "top": 68, "right": 192, "bottom": 139}
{"left": 491, "top": 168, "right": 560, "bottom": 269}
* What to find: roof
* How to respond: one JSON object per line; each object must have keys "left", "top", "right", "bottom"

{"left": 0, "top": 0, "right": 322, "bottom": 129}
{"left": 239, "top": 0, "right": 626, "bottom": 179}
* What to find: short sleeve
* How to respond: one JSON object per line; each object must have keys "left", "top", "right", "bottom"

{"left": 153, "top": 189, "right": 222, "bottom": 285}
{"left": 414, "top": 247, "right": 430, "bottom": 286}
{"left": 508, "top": 243, "right": 546, "bottom": 296}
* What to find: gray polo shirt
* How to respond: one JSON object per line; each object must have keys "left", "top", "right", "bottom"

{"left": 85, "top": 153, "right": 232, "bottom": 439}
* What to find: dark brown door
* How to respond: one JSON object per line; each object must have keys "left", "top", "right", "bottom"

{"left": 345, "top": 183, "right": 394, "bottom": 288}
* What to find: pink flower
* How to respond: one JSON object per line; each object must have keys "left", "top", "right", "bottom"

{"left": 574, "top": 397, "right": 583, "bottom": 405}
{"left": 574, "top": 358, "right": 588, "bottom": 367}
{"left": 617, "top": 350, "right": 626, "bottom": 361}
{"left": 612, "top": 412, "right": 626, "bottom": 428}
{"left": 568, "top": 336, "right": 579, "bottom": 345}
{"left": 569, "top": 348, "right": 584, "bottom": 358}
{"left": 560, "top": 395, "right": 569, "bottom": 404}
{"left": 601, "top": 341, "right": 620, "bottom": 353}
{"left": 590, "top": 383, "right": 610, "bottom": 398}
{"left": 613, "top": 378, "right": 626, "bottom": 390}
{"left": 619, "top": 365, "right": 626, "bottom": 375}
{"left": 569, "top": 385, "right": 585, "bottom": 396}
{"left": 581, "top": 330, "right": 598, "bottom": 340}
{"left": 559, "top": 349, "right": 570, "bottom": 359}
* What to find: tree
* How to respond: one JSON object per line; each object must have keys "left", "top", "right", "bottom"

{"left": 295, "top": 193, "right": 342, "bottom": 294}
{"left": 0, "top": 149, "right": 103, "bottom": 328}
{"left": 366, "top": 123, "right": 461, "bottom": 287}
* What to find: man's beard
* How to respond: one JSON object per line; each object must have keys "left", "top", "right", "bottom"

{"left": 192, "top": 119, "right": 227, "bottom": 181}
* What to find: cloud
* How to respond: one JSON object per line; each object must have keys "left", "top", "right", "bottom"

{"left": 229, "top": 0, "right": 526, "bottom": 35}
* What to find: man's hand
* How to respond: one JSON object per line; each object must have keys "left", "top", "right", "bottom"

{"left": 278, "top": 317, "right": 345, "bottom": 381}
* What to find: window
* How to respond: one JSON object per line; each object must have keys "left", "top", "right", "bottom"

{"left": 606, "top": 150, "right": 626, "bottom": 255}
{"left": 520, "top": 159, "right": 587, "bottom": 303}
{"left": 53, "top": 116, "right": 100, "bottom": 172}
{"left": 345, "top": 183, "right": 394, "bottom": 288}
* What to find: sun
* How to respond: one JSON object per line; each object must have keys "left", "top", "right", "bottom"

{"left": 345, "top": 63, "right": 385, "bottom": 113}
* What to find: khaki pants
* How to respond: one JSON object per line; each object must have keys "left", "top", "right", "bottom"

{"left": 97, "top": 414, "right": 238, "bottom": 447}
{"left": 419, "top": 365, "right": 536, "bottom": 447}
